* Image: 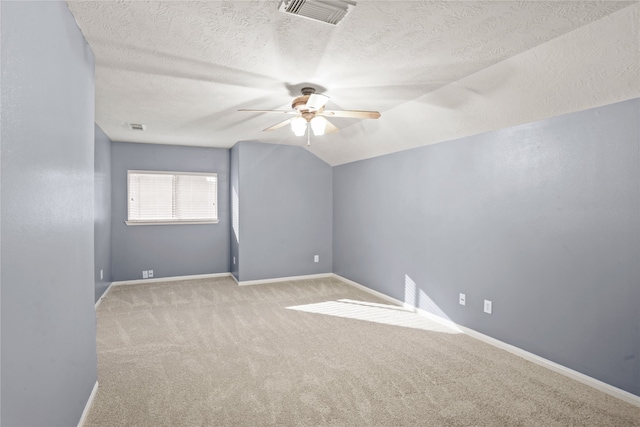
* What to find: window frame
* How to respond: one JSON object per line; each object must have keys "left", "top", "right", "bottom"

{"left": 126, "top": 170, "right": 219, "bottom": 226}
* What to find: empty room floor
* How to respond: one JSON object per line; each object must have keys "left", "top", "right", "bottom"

{"left": 85, "top": 277, "right": 640, "bottom": 426}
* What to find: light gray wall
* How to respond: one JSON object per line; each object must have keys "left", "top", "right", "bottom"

{"left": 230, "top": 143, "right": 240, "bottom": 279}
{"left": 95, "top": 125, "right": 112, "bottom": 300}
{"left": 235, "top": 142, "right": 332, "bottom": 281}
{"left": 0, "top": 2, "right": 99, "bottom": 425}
{"left": 111, "top": 142, "right": 230, "bottom": 281}
{"left": 333, "top": 99, "right": 640, "bottom": 396}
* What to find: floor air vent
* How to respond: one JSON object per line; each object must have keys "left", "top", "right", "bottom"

{"left": 278, "top": 0, "right": 356, "bottom": 25}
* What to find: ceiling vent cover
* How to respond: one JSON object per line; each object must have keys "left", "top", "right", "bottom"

{"left": 278, "top": 0, "right": 356, "bottom": 25}
{"left": 128, "top": 123, "right": 146, "bottom": 131}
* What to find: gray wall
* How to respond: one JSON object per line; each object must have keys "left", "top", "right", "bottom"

{"left": 0, "top": 2, "right": 99, "bottom": 425}
{"left": 234, "top": 142, "right": 332, "bottom": 281}
{"left": 333, "top": 99, "right": 640, "bottom": 396}
{"left": 95, "top": 125, "right": 112, "bottom": 300}
{"left": 111, "top": 142, "right": 230, "bottom": 281}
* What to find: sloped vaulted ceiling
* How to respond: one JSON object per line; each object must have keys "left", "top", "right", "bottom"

{"left": 67, "top": 1, "right": 640, "bottom": 165}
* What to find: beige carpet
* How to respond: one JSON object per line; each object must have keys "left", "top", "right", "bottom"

{"left": 85, "top": 276, "right": 639, "bottom": 426}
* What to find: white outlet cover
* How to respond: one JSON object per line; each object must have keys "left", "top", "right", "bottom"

{"left": 459, "top": 293, "right": 466, "bottom": 306}
{"left": 314, "top": 255, "right": 319, "bottom": 263}
{"left": 100, "top": 269, "right": 104, "bottom": 280}
{"left": 148, "top": 270, "right": 154, "bottom": 278}
{"left": 143, "top": 271, "right": 148, "bottom": 279}
{"left": 484, "top": 300, "right": 493, "bottom": 314}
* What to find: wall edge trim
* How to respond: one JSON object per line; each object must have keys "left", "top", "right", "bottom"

{"left": 332, "top": 274, "right": 640, "bottom": 408}
{"left": 77, "top": 381, "right": 99, "bottom": 427}
{"left": 238, "top": 273, "right": 333, "bottom": 286}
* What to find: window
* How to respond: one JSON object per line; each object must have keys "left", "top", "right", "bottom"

{"left": 127, "top": 170, "right": 218, "bottom": 225}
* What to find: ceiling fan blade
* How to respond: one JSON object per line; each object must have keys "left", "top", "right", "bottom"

{"left": 263, "top": 117, "right": 295, "bottom": 132}
{"left": 306, "top": 93, "right": 330, "bottom": 111}
{"left": 239, "top": 109, "right": 297, "bottom": 114}
{"left": 321, "top": 117, "right": 339, "bottom": 134}
{"left": 321, "top": 110, "right": 381, "bottom": 119}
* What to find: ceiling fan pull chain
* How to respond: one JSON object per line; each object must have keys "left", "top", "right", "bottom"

{"left": 307, "top": 122, "right": 311, "bottom": 147}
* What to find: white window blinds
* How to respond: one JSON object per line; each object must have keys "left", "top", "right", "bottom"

{"left": 127, "top": 171, "right": 218, "bottom": 224}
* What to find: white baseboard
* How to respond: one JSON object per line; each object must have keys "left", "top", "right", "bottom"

{"left": 94, "top": 284, "right": 113, "bottom": 310}
{"left": 333, "top": 274, "right": 404, "bottom": 305}
{"left": 332, "top": 274, "right": 640, "bottom": 408}
{"left": 111, "top": 272, "right": 231, "bottom": 286}
{"left": 77, "top": 381, "right": 98, "bottom": 427}
{"left": 104, "top": 271, "right": 332, "bottom": 290}
{"left": 96, "top": 273, "right": 233, "bottom": 309}
{"left": 456, "top": 324, "right": 640, "bottom": 408}
{"left": 237, "top": 273, "right": 333, "bottom": 286}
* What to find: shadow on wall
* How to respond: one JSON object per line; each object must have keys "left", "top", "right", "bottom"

{"left": 404, "top": 274, "right": 452, "bottom": 322}
{"left": 287, "top": 275, "right": 460, "bottom": 334}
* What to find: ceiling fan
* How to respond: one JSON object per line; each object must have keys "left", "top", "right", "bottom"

{"left": 239, "top": 87, "right": 381, "bottom": 144}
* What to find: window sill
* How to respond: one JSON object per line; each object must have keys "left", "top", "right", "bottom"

{"left": 125, "top": 220, "right": 219, "bottom": 226}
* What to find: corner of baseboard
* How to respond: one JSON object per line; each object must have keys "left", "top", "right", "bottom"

{"left": 94, "top": 283, "right": 113, "bottom": 310}
{"left": 77, "top": 381, "right": 98, "bottom": 427}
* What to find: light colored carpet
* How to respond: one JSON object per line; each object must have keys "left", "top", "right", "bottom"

{"left": 86, "top": 276, "right": 639, "bottom": 426}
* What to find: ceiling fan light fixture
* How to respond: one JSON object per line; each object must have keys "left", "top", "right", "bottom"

{"left": 291, "top": 117, "right": 307, "bottom": 136}
{"left": 239, "top": 86, "right": 381, "bottom": 136}
{"left": 310, "top": 116, "right": 326, "bottom": 136}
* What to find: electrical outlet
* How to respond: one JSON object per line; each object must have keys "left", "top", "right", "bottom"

{"left": 148, "top": 270, "right": 153, "bottom": 278}
{"left": 142, "top": 270, "right": 148, "bottom": 279}
{"left": 233, "top": 256, "right": 236, "bottom": 265}
{"left": 100, "top": 269, "right": 104, "bottom": 280}
{"left": 484, "top": 299, "right": 492, "bottom": 314}
{"left": 314, "top": 255, "right": 319, "bottom": 263}
{"left": 459, "top": 293, "right": 466, "bottom": 306}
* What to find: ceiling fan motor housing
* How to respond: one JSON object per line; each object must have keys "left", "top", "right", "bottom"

{"left": 292, "top": 96, "right": 311, "bottom": 111}
{"left": 292, "top": 87, "right": 317, "bottom": 112}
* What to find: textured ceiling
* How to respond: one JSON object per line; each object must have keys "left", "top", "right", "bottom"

{"left": 66, "top": 1, "right": 639, "bottom": 165}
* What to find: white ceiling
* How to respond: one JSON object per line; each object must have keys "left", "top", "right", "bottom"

{"left": 66, "top": 1, "right": 640, "bottom": 166}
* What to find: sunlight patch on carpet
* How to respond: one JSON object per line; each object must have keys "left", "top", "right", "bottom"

{"left": 286, "top": 299, "right": 461, "bottom": 334}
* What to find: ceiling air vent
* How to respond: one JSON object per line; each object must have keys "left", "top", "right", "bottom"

{"left": 128, "top": 123, "right": 146, "bottom": 131}
{"left": 278, "top": 0, "right": 356, "bottom": 25}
